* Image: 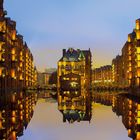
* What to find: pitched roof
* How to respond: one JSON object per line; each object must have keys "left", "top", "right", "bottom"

{"left": 59, "top": 48, "right": 91, "bottom": 62}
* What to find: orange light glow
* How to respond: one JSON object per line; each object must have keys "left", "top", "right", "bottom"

{"left": 136, "top": 19, "right": 140, "bottom": 30}
{"left": 12, "top": 131, "right": 16, "bottom": 140}
{"left": 137, "top": 118, "right": 140, "bottom": 124}
{"left": 11, "top": 116, "right": 16, "bottom": 124}
{"left": 136, "top": 132, "right": 140, "bottom": 140}
{"left": 11, "top": 69, "right": 15, "bottom": 78}
{"left": 12, "top": 30, "right": 16, "bottom": 40}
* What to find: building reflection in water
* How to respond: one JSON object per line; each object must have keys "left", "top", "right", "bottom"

{"left": 93, "top": 92, "right": 140, "bottom": 140}
{"left": 0, "top": 91, "right": 37, "bottom": 140}
{"left": 112, "top": 94, "right": 140, "bottom": 140}
{"left": 58, "top": 90, "right": 92, "bottom": 123}
{"left": 57, "top": 48, "right": 92, "bottom": 123}
{"left": 58, "top": 85, "right": 92, "bottom": 123}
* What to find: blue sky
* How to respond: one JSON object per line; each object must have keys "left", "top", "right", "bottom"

{"left": 4, "top": 0, "right": 140, "bottom": 71}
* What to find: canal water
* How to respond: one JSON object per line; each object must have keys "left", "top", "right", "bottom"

{"left": 19, "top": 95, "right": 131, "bottom": 140}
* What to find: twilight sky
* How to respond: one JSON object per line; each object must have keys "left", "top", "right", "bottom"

{"left": 4, "top": 0, "right": 140, "bottom": 71}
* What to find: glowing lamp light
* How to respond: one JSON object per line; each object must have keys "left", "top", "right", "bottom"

{"left": 129, "top": 111, "right": 132, "bottom": 116}
{"left": 11, "top": 69, "right": 15, "bottom": 78}
{"left": 12, "top": 30, "right": 16, "bottom": 40}
{"left": 11, "top": 49, "right": 15, "bottom": 55}
{"left": 26, "top": 114, "right": 29, "bottom": 119}
{"left": 11, "top": 116, "right": 16, "bottom": 124}
{"left": 20, "top": 62, "right": 22, "bottom": 67}
{"left": 12, "top": 111, "right": 16, "bottom": 117}
{"left": 20, "top": 116, "right": 23, "bottom": 121}
{"left": 20, "top": 111, "right": 23, "bottom": 116}
{"left": 12, "top": 55, "right": 16, "bottom": 61}
{"left": 129, "top": 100, "right": 132, "bottom": 105}
{"left": 19, "top": 104, "right": 23, "bottom": 110}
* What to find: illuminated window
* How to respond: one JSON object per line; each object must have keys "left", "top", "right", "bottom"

{"left": 20, "top": 62, "right": 22, "bottom": 67}
{"left": 129, "top": 67, "right": 132, "bottom": 71}
{"left": 136, "top": 30, "right": 140, "bottom": 39}
{"left": 72, "top": 78, "right": 77, "bottom": 80}
{"left": 0, "top": 68, "right": 2, "bottom": 77}
{"left": 128, "top": 73, "right": 132, "bottom": 79}
{"left": 138, "top": 104, "right": 140, "bottom": 110}
{"left": 128, "top": 56, "right": 131, "bottom": 60}
{"left": 128, "top": 35, "right": 131, "bottom": 42}
{"left": 26, "top": 76, "right": 28, "bottom": 80}
{"left": 20, "top": 74, "right": 23, "bottom": 80}
{"left": 11, "top": 69, "right": 15, "bottom": 78}
{"left": 26, "top": 53, "right": 28, "bottom": 58}
{"left": 137, "top": 48, "right": 140, "bottom": 54}
{"left": 137, "top": 69, "right": 140, "bottom": 77}
{"left": 129, "top": 111, "right": 132, "bottom": 116}
{"left": 137, "top": 55, "right": 140, "bottom": 60}
{"left": 136, "top": 132, "right": 140, "bottom": 140}
{"left": 12, "top": 30, "right": 16, "bottom": 40}
{"left": 70, "top": 82, "right": 78, "bottom": 87}
{"left": 20, "top": 51, "right": 23, "bottom": 56}
{"left": 136, "top": 20, "right": 140, "bottom": 30}
{"left": 11, "top": 49, "right": 15, "bottom": 55}
{"left": 137, "top": 118, "right": 140, "bottom": 124}
{"left": 20, "top": 56, "right": 22, "bottom": 61}
{"left": 0, "top": 21, "right": 6, "bottom": 33}
{"left": 0, "top": 53, "right": 1, "bottom": 61}
{"left": 12, "top": 55, "right": 16, "bottom": 61}
{"left": 138, "top": 61, "right": 140, "bottom": 67}
{"left": 138, "top": 111, "right": 140, "bottom": 117}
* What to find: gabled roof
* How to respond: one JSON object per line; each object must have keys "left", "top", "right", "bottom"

{"left": 59, "top": 48, "right": 91, "bottom": 62}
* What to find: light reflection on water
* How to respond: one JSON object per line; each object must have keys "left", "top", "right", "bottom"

{"left": 19, "top": 98, "right": 130, "bottom": 140}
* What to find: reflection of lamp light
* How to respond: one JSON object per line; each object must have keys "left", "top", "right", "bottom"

{"left": 20, "top": 116, "right": 23, "bottom": 121}
{"left": 11, "top": 116, "right": 16, "bottom": 124}
{"left": 12, "top": 131, "right": 16, "bottom": 140}
{"left": 19, "top": 104, "right": 23, "bottom": 110}
{"left": 128, "top": 129, "right": 132, "bottom": 137}
{"left": 70, "top": 82, "right": 78, "bottom": 87}
{"left": 136, "top": 132, "right": 140, "bottom": 140}
{"left": 137, "top": 118, "right": 140, "bottom": 124}
{"left": 11, "top": 94, "right": 16, "bottom": 103}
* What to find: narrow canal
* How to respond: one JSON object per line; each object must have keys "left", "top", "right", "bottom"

{"left": 19, "top": 93, "right": 130, "bottom": 140}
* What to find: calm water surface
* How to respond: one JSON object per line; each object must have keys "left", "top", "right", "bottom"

{"left": 19, "top": 98, "right": 130, "bottom": 140}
